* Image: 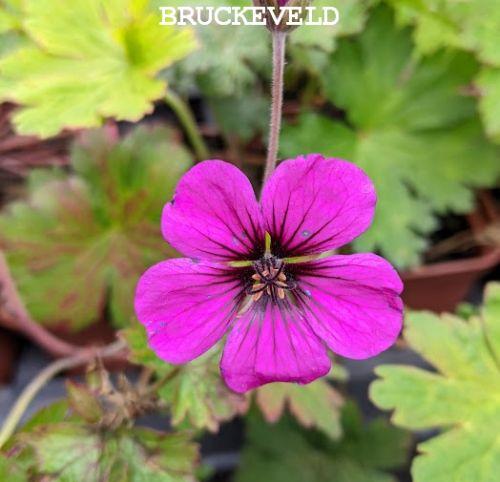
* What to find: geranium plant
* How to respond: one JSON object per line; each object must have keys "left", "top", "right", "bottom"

{"left": 0, "top": 1, "right": 498, "bottom": 481}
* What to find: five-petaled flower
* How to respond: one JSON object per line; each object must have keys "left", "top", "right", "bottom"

{"left": 135, "top": 155, "right": 403, "bottom": 393}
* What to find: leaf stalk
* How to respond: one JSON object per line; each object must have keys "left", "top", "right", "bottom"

{"left": 164, "top": 90, "right": 210, "bottom": 161}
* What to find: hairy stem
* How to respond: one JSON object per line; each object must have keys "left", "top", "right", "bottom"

{"left": 164, "top": 90, "right": 210, "bottom": 161}
{"left": 263, "top": 31, "right": 287, "bottom": 186}
{"left": 0, "top": 339, "right": 127, "bottom": 449}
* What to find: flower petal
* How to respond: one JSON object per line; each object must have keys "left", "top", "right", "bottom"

{"left": 135, "top": 258, "right": 243, "bottom": 364}
{"left": 296, "top": 254, "right": 403, "bottom": 359}
{"left": 162, "top": 160, "right": 264, "bottom": 261}
{"left": 261, "top": 155, "right": 376, "bottom": 256}
{"left": 221, "top": 300, "right": 331, "bottom": 393}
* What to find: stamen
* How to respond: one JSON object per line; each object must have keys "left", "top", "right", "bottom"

{"left": 252, "top": 291, "right": 264, "bottom": 302}
{"left": 246, "top": 256, "right": 296, "bottom": 305}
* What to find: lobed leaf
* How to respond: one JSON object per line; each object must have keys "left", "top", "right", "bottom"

{"left": 256, "top": 372, "right": 344, "bottom": 440}
{"left": 477, "top": 67, "right": 500, "bottom": 143}
{"left": 0, "top": 126, "right": 191, "bottom": 330}
{"left": 386, "top": 0, "right": 500, "bottom": 65}
{"left": 386, "top": 0, "right": 500, "bottom": 143}
{"left": 163, "top": 0, "right": 270, "bottom": 98}
{"left": 281, "top": 6, "right": 500, "bottom": 268}
{"left": 235, "top": 402, "right": 410, "bottom": 482}
{"left": 370, "top": 282, "right": 500, "bottom": 482}
{"left": 0, "top": 454, "right": 27, "bottom": 482}
{"left": 289, "top": 0, "right": 375, "bottom": 73}
{"left": 0, "top": 0, "right": 197, "bottom": 137}
{"left": 20, "top": 423, "right": 199, "bottom": 482}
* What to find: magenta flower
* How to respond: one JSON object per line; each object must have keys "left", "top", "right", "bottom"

{"left": 135, "top": 155, "right": 403, "bottom": 393}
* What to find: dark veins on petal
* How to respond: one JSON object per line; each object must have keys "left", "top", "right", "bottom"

{"left": 266, "top": 160, "right": 367, "bottom": 258}
{"left": 226, "top": 254, "right": 402, "bottom": 340}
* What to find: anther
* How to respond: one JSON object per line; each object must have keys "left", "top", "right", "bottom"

{"left": 247, "top": 256, "right": 295, "bottom": 303}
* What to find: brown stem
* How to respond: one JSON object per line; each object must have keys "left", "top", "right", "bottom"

{"left": 0, "top": 250, "right": 126, "bottom": 361}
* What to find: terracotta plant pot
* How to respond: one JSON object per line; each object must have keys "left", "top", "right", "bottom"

{"left": 401, "top": 192, "right": 500, "bottom": 312}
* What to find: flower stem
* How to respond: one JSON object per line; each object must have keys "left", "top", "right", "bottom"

{"left": 164, "top": 90, "right": 210, "bottom": 161}
{"left": 263, "top": 31, "right": 287, "bottom": 186}
{"left": 0, "top": 339, "right": 127, "bottom": 449}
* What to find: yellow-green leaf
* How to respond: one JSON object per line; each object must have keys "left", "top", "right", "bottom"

{"left": 0, "top": 0, "right": 197, "bottom": 137}
{"left": 256, "top": 372, "right": 344, "bottom": 440}
{"left": 370, "top": 282, "right": 500, "bottom": 482}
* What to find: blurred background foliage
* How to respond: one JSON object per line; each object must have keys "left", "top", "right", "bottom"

{"left": 0, "top": 125, "right": 191, "bottom": 331}
{"left": 0, "top": 0, "right": 499, "bottom": 481}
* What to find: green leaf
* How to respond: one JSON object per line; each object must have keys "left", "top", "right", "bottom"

{"left": 121, "top": 321, "right": 169, "bottom": 373}
{"left": 256, "top": 372, "right": 344, "bottom": 440}
{"left": 290, "top": 0, "right": 375, "bottom": 53}
{"left": 287, "top": 0, "right": 376, "bottom": 76}
{"left": 158, "top": 348, "right": 249, "bottom": 433}
{"left": 0, "top": 454, "right": 27, "bottom": 482}
{"left": 370, "top": 281, "right": 500, "bottom": 482}
{"left": 208, "top": 91, "right": 268, "bottom": 142}
{"left": 174, "top": 25, "right": 269, "bottom": 98}
{"left": 2, "top": 400, "right": 75, "bottom": 472}
{"left": 161, "top": 0, "right": 270, "bottom": 98}
{"left": 123, "top": 322, "right": 249, "bottom": 432}
{"left": 386, "top": 1, "right": 500, "bottom": 144}
{"left": 0, "top": 0, "right": 22, "bottom": 34}
{"left": 281, "top": 7, "right": 500, "bottom": 268}
{"left": 21, "top": 400, "right": 72, "bottom": 433}
{"left": 386, "top": 0, "right": 500, "bottom": 66}
{"left": 0, "top": 0, "right": 197, "bottom": 137}
{"left": 235, "top": 403, "right": 410, "bottom": 482}
{"left": 0, "top": 0, "right": 26, "bottom": 58}
{"left": 21, "top": 423, "right": 199, "bottom": 482}
{"left": 477, "top": 67, "right": 500, "bottom": 143}
{"left": 0, "top": 126, "right": 191, "bottom": 331}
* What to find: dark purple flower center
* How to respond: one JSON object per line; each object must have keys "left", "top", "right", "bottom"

{"left": 246, "top": 256, "right": 297, "bottom": 303}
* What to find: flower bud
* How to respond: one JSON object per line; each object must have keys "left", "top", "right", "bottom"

{"left": 253, "top": 0, "right": 312, "bottom": 33}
